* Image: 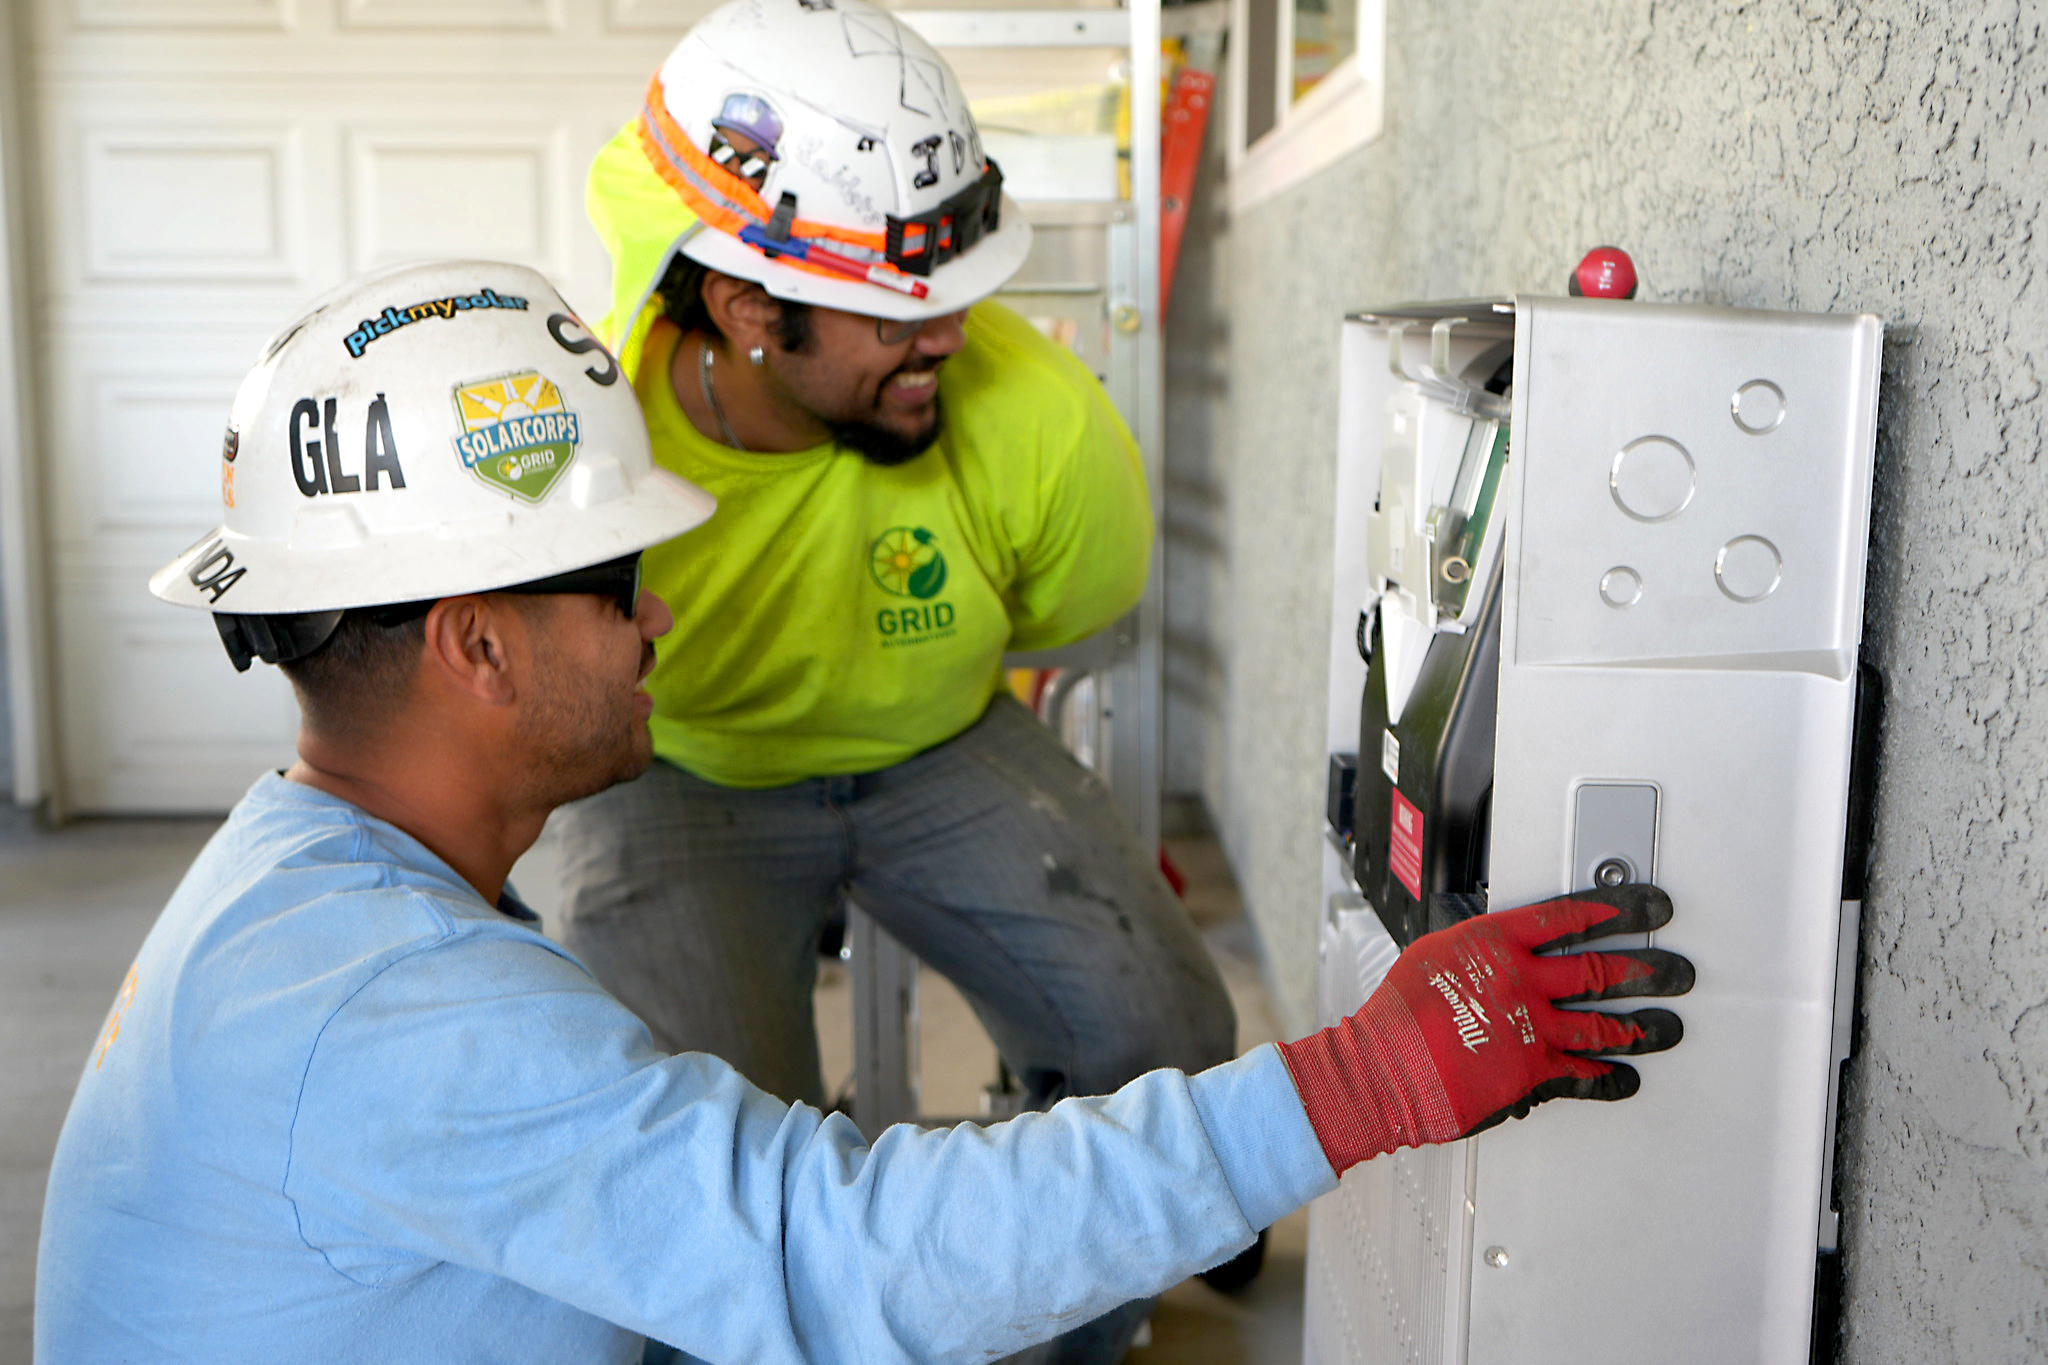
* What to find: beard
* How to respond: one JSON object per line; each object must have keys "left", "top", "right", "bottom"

{"left": 829, "top": 394, "right": 945, "bottom": 467}
{"left": 519, "top": 629, "right": 657, "bottom": 808}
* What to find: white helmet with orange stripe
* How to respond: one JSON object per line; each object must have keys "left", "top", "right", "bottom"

{"left": 634, "top": 0, "right": 1032, "bottom": 323}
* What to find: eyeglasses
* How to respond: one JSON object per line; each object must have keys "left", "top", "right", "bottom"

{"left": 497, "top": 552, "right": 644, "bottom": 619}
{"left": 873, "top": 310, "right": 971, "bottom": 347}
{"left": 365, "top": 552, "right": 645, "bottom": 626}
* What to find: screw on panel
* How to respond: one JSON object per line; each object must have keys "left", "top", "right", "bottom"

{"left": 1483, "top": 1245, "right": 1510, "bottom": 1269}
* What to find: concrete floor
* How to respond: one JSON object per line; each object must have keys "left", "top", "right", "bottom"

{"left": 0, "top": 806, "right": 1304, "bottom": 1365}
{"left": 0, "top": 808, "right": 219, "bottom": 1363}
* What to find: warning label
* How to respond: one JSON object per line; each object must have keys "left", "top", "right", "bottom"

{"left": 1390, "top": 789, "right": 1425, "bottom": 901}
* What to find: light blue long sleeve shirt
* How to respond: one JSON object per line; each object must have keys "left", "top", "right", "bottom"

{"left": 35, "top": 774, "right": 1335, "bottom": 1363}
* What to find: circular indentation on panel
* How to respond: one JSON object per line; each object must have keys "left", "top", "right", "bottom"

{"left": 1732, "top": 379, "right": 1787, "bottom": 435}
{"left": 1600, "top": 565, "right": 1644, "bottom": 609}
{"left": 1441, "top": 556, "right": 1472, "bottom": 584}
{"left": 1715, "top": 534, "right": 1784, "bottom": 603}
{"left": 1610, "top": 436, "right": 1697, "bottom": 523}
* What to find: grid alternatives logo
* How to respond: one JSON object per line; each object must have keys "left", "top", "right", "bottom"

{"left": 451, "top": 371, "right": 580, "bottom": 504}
{"left": 868, "top": 526, "right": 948, "bottom": 599}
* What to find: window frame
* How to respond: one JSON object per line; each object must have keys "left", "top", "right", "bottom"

{"left": 1226, "top": 0, "right": 1384, "bottom": 212}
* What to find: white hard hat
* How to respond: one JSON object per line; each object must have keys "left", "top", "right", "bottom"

{"left": 150, "top": 259, "right": 715, "bottom": 642}
{"left": 636, "top": 0, "right": 1032, "bottom": 321}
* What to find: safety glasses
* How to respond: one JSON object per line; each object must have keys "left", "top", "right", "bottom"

{"left": 871, "top": 308, "right": 973, "bottom": 347}
{"left": 365, "top": 552, "right": 644, "bottom": 626}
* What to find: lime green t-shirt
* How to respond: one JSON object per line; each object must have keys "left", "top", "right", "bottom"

{"left": 637, "top": 300, "right": 1152, "bottom": 787}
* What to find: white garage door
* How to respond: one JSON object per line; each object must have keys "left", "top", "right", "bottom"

{"left": 17, "top": 0, "right": 737, "bottom": 812}
{"left": 18, "top": 0, "right": 1139, "bottom": 815}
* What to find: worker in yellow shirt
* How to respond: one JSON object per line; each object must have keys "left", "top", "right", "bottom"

{"left": 552, "top": 4, "right": 1236, "bottom": 1355}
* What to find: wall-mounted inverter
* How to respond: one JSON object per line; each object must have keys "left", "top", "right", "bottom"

{"left": 1310, "top": 296, "right": 1882, "bottom": 1365}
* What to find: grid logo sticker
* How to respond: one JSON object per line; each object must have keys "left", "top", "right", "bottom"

{"left": 451, "top": 371, "right": 580, "bottom": 504}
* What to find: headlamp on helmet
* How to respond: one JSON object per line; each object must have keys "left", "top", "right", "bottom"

{"left": 885, "top": 160, "right": 1005, "bottom": 278}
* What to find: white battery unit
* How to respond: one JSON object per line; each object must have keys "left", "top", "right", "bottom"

{"left": 1311, "top": 295, "right": 1882, "bottom": 1365}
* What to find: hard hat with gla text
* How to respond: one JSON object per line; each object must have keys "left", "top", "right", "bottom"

{"left": 151, "top": 259, "right": 715, "bottom": 624}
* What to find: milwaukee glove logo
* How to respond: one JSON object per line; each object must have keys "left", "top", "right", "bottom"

{"left": 450, "top": 371, "right": 580, "bottom": 505}
{"left": 1430, "top": 971, "right": 1492, "bottom": 1051}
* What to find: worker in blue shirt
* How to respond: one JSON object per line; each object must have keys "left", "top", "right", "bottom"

{"left": 34, "top": 259, "right": 1694, "bottom": 1364}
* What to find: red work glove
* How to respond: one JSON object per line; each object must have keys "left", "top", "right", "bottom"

{"left": 1278, "top": 885, "right": 1692, "bottom": 1174}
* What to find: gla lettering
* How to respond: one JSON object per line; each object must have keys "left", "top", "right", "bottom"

{"left": 289, "top": 393, "right": 408, "bottom": 499}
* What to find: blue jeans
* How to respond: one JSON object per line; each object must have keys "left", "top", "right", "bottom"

{"left": 555, "top": 695, "right": 1236, "bottom": 1362}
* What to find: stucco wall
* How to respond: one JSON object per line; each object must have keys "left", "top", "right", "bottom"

{"left": 1210, "top": 1, "right": 2046, "bottom": 1356}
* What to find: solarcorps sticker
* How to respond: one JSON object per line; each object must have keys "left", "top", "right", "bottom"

{"left": 450, "top": 371, "right": 580, "bottom": 504}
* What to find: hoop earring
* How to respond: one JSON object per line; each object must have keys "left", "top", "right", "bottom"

{"left": 748, "top": 345, "right": 765, "bottom": 366}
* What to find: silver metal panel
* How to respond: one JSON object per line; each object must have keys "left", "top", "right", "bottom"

{"left": 1571, "top": 782, "right": 1659, "bottom": 891}
{"left": 848, "top": 906, "right": 920, "bottom": 1140}
{"left": 1103, "top": 203, "right": 1164, "bottom": 851}
{"left": 1306, "top": 313, "right": 1541, "bottom": 1365}
{"left": 1466, "top": 296, "right": 1880, "bottom": 1364}
{"left": 1473, "top": 670, "right": 1853, "bottom": 1361}
{"left": 1321, "top": 318, "right": 1398, "bottom": 779}
{"left": 1308, "top": 894, "right": 1469, "bottom": 1365}
{"left": 1306, "top": 1145, "right": 1472, "bottom": 1365}
{"left": 1509, "top": 299, "right": 1880, "bottom": 680}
